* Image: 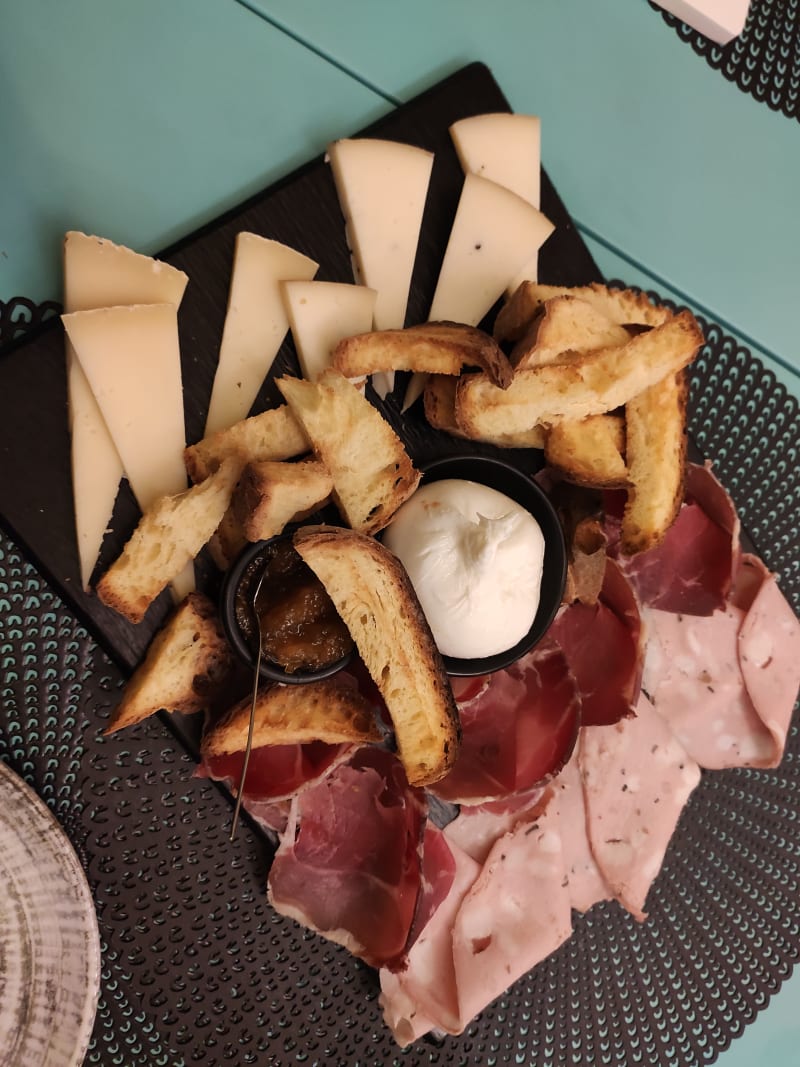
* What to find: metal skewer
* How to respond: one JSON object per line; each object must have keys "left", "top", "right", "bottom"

{"left": 230, "top": 565, "right": 268, "bottom": 840}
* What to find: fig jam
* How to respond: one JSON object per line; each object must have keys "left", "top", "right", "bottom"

{"left": 234, "top": 539, "right": 352, "bottom": 673}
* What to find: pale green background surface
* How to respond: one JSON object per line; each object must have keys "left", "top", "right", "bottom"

{"left": 1, "top": 0, "right": 798, "bottom": 1062}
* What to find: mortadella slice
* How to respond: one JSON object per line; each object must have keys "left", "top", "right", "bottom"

{"left": 552, "top": 751, "right": 612, "bottom": 913}
{"left": 580, "top": 693, "right": 701, "bottom": 921}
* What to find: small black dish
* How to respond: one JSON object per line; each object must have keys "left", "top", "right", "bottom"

{"left": 414, "top": 455, "right": 567, "bottom": 677}
{"left": 220, "top": 532, "right": 353, "bottom": 685}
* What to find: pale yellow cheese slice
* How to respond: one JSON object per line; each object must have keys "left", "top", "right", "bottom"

{"left": 328, "top": 138, "right": 434, "bottom": 399}
{"left": 450, "top": 113, "right": 543, "bottom": 291}
{"left": 429, "top": 174, "right": 554, "bottom": 326}
{"left": 450, "top": 113, "right": 541, "bottom": 210}
{"left": 204, "top": 234, "right": 318, "bottom": 436}
{"left": 62, "top": 303, "right": 187, "bottom": 519}
{"left": 281, "top": 280, "right": 377, "bottom": 381}
{"left": 63, "top": 232, "right": 188, "bottom": 590}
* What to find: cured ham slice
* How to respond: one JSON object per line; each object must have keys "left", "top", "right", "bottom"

{"left": 580, "top": 693, "right": 701, "bottom": 921}
{"left": 268, "top": 747, "right": 426, "bottom": 970}
{"left": 430, "top": 640, "right": 580, "bottom": 804}
{"left": 549, "top": 557, "right": 643, "bottom": 726}
{"left": 643, "top": 554, "right": 800, "bottom": 769}
{"left": 617, "top": 463, "right": 739, "bottom": 615}
{"left": 552, "top": 751, "right": 611, "bottom": 913}
{"left": 381, "top": 796, "right": 573, "bottom": 1045}
{"left": 380, "top": 837, "right": 481, "bottom": 1046}
{"left": 198, "top": 739, "right": 353, "bottom": 802}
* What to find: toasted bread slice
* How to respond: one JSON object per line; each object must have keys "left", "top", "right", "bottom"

{"left": 207, "top": 505, "right": 248, "bottom": 572}
{"left": 97, "top": 459, "right": 240, "bottom": 622}
{"left": 201, "top": 677, "right": 383, "bottom": 758}
{"left": 495, "top": 281, "right": 672, "bottom": 344}
{"left": 333, "top": 322, "right": 513, "bottom": 388}
{"left": 621, "top": 370, "right": 688, "bottom": 555}
{"left": 185, "top": 404, "right": 309, "bottom": 484}
{"left": 510, "top": 295, "right": 631, "bottom": 369}
{"left": 234, "top": 458, "right": 333, "bottom": 542}
{"left": 293, "top": 526, "right": 460, "bottom": 787}
{"left": 456, "top": 311, "right": 702, "bottom": 439}
{"left": 105, "top": 593, "right": 234, "bottom": 734}
{"left": 276, "top": 371, "right": 420, "bottom": 535}
{"left": 545, "top": 414, "right": 627, "bottom": 488}
{"left": 423, "top": 374, "right": 546, "bottom": 449}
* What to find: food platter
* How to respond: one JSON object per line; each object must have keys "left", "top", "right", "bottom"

{"left": 0, "top": 62, "right": 798, "bottom": 1064}
{"left": 0, "top": 760, "right": 100, "bottom": 1067}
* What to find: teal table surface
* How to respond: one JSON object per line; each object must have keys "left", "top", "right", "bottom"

{"left": 1, "top": 1, "right": 798, "bottom": 1064}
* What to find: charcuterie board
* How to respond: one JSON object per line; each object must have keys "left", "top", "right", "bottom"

{"left": 1, "top": 62, "right": 798, "bottom": 1066}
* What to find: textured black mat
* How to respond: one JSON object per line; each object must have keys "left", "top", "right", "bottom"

{"left": 650, "top": 0, "right": 800, "bottom": 121}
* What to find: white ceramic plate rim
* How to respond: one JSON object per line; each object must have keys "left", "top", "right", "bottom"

{"left": 0, "top": 759, "right": 100, "bottom": 1067}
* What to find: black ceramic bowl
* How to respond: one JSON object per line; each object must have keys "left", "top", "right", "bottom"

{"left": 408, "top": 455, "right": 567, "bottom": 677}
{"left": 219, "top": 532, "right": 353, "bottom": 685}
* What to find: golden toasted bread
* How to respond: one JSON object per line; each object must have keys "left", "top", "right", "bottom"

{"left": 495, "top": 281, "right": 672, "bottom": 344}
{"left": 333, "top": 321, "right": 513, "bottom": 388}
{"left": 276, "top": 370, "right": 420, "bottom": 535}
{"left": 423, "top": 374, "right": 546, "bottom": 449}
{"left": 185, "top": 404, "right": 309, "bottom": 484}
{"left": 545, "top": 414, "right": 627, "bottom": 488}
{"left": 97, "top": 459, "right": 240, "bottom": 623}
{"left": 510, "top": 295, "right": 631, "bottom": 369}
{"left": 293, "top": 526, "right": 460, "bottom": 787}
{"left": 455, "top": 311, "right": 702, "bottom": 440}
{"left": 201, "top": 677, "right": 383, "bottom": 758}
{"left": 233, "top": 458, "right": 333, "bottom": 543}
{"left": 621, "top": 370, "right": 688, "bottom": 555}
{"left": 207, "top": 506, "right": 248, "bottom": 572}
{"left": 105, "top": 593, "right": 234, "bottom": 734}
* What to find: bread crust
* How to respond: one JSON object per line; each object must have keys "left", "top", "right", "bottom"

{"left": 293, "top": 526, "right": 460, "bottom": 787}
{"left": 423, "top": 374, "right": 546, "bottom": 449}
{"left": 201, "top": 677, "right": 382, "bottom": 757}
{"left": 545, "top": 414, "right": 627, "bottom": 488}
{"left": 185, "top": 404, "right": 309, "bottom": 484}
{"left": 334, "top": 321, "right": 512, "bottom": 388}
{"left": 105, "top": 592, "right": 235, "bottom": 734}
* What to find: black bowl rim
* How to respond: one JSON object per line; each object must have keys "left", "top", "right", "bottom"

{"left": 411, "top": 454, "right": 567, "bottom": 677}
{"left": 219, "top": 532, "right": 353, "bottom": 685}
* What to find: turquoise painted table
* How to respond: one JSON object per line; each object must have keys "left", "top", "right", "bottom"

{"left": 1, "top": 1, "right": 798, "bottom": 1063}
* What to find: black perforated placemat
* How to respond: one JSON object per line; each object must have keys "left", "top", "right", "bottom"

{"left": 650, "top": 0, "right": 800, "bottom": 121}
{"left": 0, "top": 297, "right": 797, "bottom": 1066}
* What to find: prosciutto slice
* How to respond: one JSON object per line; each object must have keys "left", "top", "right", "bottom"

{"left": 199, "top": 739, "right": 353, "bottom": 803}
{"left": 643, "top": 554, "right": 800, "bottom": 769}
{"left": 617, "top": 462, "right": 739, "bottom": 615}
{"left": 430, "top": 640, "right": 580, "bottom": 804}
{"left": 580, "top": 693, "right": 701, "bottom": 921}
{"left": 267, "top": 746, "right": 426, "bottom": 970}
{"left": 549, "top": 557, "right": 643, "bottom": 726}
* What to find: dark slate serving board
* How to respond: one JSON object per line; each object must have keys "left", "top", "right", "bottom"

{"left": 0, "top": 61, "right": 598, "bottom": 678}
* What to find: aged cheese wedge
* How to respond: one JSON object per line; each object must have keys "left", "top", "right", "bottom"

{"left": 450, "top": 113, "right": 541, "bottom": 210}
{"left": 429, "top": 174, "right": 553, "bottom": 326}
{"left": 328, "top": 138, "right": 434, "bottom": 398}
{"left": 204, "top": 233, "right": 318, "bottom": 435}
{"left": 63, "top": 302, "right": 188, "bottom": 522}
{"left": 63, "top": 232, "right": 188, "bottom": 590}
{"left": 281, "top": 280, "right": 377, "bottom": 381}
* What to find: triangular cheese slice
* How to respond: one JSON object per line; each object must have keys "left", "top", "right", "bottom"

{"left": 281, "top": 280, "right": 377, "bottom": 381}
{"left": 328, "top": 138, "right": 434, "bottom": 398}
{"left": 428, "top": 174, "right": 554, "bottom": 325}
{"left": 204, "top": 234, "right": 318, "bottom": 435}
{"left": 450, "top": 113, "right": 541, "bottom": 210}
{"left": 63, "top": 303, "right": 187, "bottom": 518}
{"left": 63, "top": 232, "right": 188, "bottom": 590}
